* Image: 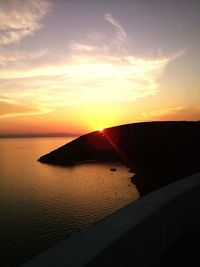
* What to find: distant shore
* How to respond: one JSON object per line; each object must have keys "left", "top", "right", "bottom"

{"left": 0, "top": 133, "right": 80, "bottom": 138}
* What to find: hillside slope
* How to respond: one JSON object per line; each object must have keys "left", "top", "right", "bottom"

{"left": 38, "top": 121, "right": 200, "bottom": 195}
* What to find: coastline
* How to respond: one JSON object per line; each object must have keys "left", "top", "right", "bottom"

{"left": 38, "top": 121, "right": 200, "bottom": 196}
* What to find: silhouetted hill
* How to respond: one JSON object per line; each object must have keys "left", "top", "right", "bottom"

{"left": 38, "top": 121, "right": 200, "bottom": 195}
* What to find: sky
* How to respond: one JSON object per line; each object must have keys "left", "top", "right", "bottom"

{"left": 0, "top": 0, "right": 200, "bottom": 135}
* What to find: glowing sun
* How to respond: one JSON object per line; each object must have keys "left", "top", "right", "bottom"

{"left": 98, "top": 127, "right": 104, "bottom": 132}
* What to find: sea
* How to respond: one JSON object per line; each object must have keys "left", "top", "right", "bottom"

{"left": 0, "top": 137, "right": 139, "bottom": 266}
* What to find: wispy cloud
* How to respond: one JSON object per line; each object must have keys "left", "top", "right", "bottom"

{"left": 0, "top": 54, "right": 173, "bottom": 107}
{"left": 142, "top": 106, "right": 200, "bottom": 121}
{"left": 0, "top": 12, "right": 184, "bottom": 119}
{"left": 0, "top": 0, "right": 51, "bottom": 45}
{"left": 70, "top": 42, "right": 97, "bottom": 52}
{"left": 0, "top": 49, "right": 48, "bottom": 66}
{"left": 87, "top": 32, "right": 104, "bottom": 41}
{"left": 104, "top": 13, "right": 127, "bottom": 50}
{"left": 0, "top": 100, "right": 52, "bottom": 119}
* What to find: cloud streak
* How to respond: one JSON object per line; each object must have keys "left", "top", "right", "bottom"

{"left": 142, "top": 106, "right": 200, "bottom": 121}
{"left": 0, "top": 12, "right": 183, "bottom": 119}
{"left": 0, "top": 54, "right": 173, "bottom": 108}
{"left": 0, "top": 49, "right": 48, "bottom": 66}
{"left": 0, "top": 0, "right": 51, "bottom": 45}
{"left": 104, "top": 13, "right": 127, "bottom": 49}
{"left": 0, "top": 100, "right": 52, "bottom": 119}
{"left": 70, "top": 42, "right": 97, "bottom": 52}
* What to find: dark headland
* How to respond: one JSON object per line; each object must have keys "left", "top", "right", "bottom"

{"left": 38, "top": 121, "right": 200, "bottom": 196}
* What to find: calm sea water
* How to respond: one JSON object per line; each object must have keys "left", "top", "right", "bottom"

{"left": 0, "top": 137, "right": 139, "bottom": 266}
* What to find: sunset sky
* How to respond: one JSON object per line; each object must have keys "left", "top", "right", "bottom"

{"left": 0, "top": 0, "right": 200, "bottom": 135}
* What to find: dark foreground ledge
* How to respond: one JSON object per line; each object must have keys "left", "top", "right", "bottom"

{"left": 38, "top": 121, "right": 200, "bottom": 196}
{"left": 22, "top": 172, "right": 200, "bottom": 267}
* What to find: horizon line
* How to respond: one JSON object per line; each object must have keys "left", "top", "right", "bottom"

{"left": 0, "top": 132, "right": 82, "bottom": 138}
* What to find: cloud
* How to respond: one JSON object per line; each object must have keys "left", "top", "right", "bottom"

{"left": 142, "top": 106, "right": 200, "bottom": 121}
{"left": 104, "top": 13, "right": 127, "bottom": 50}
{"left": 0, "top": 12, "right": 184, "bottom": 119}
{"left": 0, "top": 49, "right": 48, "bottom": 66}
{"left": 87, "top": 32, "right": 104, "bottom": 41}
{"left": 0, "top": 100, "right": 52, "bottom": 119}
{"left": 0, "top": 54, "right": 173, "bottom": 108}
{"left": 0, "top": 0, "right": 51, "bottom": 45}
{"left": 70, "top": 42, "right": 97, "bottom": 52}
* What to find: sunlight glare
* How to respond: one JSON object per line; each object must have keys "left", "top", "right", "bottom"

{"left": 98, "top": 127, "right": 104, "bottom": 132}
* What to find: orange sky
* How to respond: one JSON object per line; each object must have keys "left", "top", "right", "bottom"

{"left": 0, "top": 0, "right": 199, "bottom": 135}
